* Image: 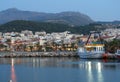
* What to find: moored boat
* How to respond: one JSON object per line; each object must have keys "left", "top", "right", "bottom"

{"left": 115, "top": 49, "right": 120, "bottom": 59}
{"left": 77, "top": 31, "right": 106, "bottom": 59}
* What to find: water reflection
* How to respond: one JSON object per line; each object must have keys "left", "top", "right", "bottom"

{"left": 77, "top": 59, "right": 120, "bottom": 82}
{"left": 0, "top": 57, "right": 120, "bottom": 82}
{"left": 87, "top": 61, "right": 93, "bottom": 82}
{"left": 0, "top": 58, "right": 120, "bottom": 69}
{"left": 11, "top": 58, "right": 17, "bottom": 82}
{"left": 0, "top": 57, "right": 80, "bottom": 68}
{"left": 76, "top": 60, "right": 102, "bottom": 82}
{"left": 97, "top": 62, "right": 103, "bottom": 82}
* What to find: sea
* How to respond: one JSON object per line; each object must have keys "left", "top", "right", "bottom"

{"left": 0, "top": 57, "right": 120, "bottom": 82}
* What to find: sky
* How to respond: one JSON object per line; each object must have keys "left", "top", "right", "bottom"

{"left": 0, "top": 0, "right": 120, "bottom": 21}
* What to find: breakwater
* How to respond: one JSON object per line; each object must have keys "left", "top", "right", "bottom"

{"left": 0, "top": 51, "right": 78, "bottom": 58}
{"left": 0, "top": 51, "right": 117, "bottom": 59}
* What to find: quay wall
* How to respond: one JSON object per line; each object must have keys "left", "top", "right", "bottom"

{"left": 0, "top": 51, "right": 117, "bottom": 59}
{"left": 0, "top": 51, "right": 78, "bottom": 58}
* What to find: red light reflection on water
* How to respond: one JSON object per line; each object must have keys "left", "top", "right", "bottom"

{"left": 11, "top": 59, "right": 16, "bottom": 82}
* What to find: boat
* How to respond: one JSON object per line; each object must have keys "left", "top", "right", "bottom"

{"left": 115, "top": 49, "right": 120, "bottom": 59}
{"left": 77, "top": 31, "right": 105, "bottom": 59}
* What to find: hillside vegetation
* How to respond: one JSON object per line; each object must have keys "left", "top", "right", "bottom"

{"left": 0, "top": 20, "right": 105, "bottom": 34}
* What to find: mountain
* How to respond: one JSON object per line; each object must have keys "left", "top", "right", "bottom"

{"left": 0, "top": 8, "right": 93, "bottom": 26}
{"left": 96, "top": 21, "right": 120, "bottom": 25}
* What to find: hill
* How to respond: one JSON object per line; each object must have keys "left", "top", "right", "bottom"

{"left": 0, "top": 20, "right": 105, "bottom": 34}
{"left": 97, "top": 21, "right": 120, "bottom": 25}
{"left": 0, "top": 8, "right": 93, "bottom": 26}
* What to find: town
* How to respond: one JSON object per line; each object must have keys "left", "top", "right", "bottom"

{"left": 0, "top": 28, "right": 119, "bottom": 52}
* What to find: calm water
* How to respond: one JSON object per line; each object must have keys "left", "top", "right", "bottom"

{"left": 0, "top": 57, "right": 120, "bottom": 82}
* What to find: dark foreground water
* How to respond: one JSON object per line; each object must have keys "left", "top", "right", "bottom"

{"left": 0, "top": 57, "right": 120, "bottom": 82}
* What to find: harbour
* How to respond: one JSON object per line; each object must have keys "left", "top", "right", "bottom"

{"left": 0, "top": 0, "right": 120, "bottom": 82}
{"left": 0, "top": 57, "right": 120, "bottom": 82}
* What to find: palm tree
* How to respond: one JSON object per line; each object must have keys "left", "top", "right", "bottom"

{"left": 29, "top": 45, "right": 33, "bottom": 52}
{"left": 6, "top": 39, "right": 11, "bottom": 51}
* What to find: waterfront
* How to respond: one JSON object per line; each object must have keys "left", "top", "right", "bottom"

{"left": 0, "top": 57, "right": 120, "bottom": 82}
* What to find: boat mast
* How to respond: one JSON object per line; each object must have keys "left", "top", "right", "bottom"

{"left": 85, "top": 31, "right": 102, "bottom": 45}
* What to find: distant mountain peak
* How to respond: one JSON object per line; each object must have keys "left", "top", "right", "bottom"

{"left": 3, "top": 8, "right": 19, "bottom": 12}
{"left": 0, "top": 8, "right": 94, "bottom": 26}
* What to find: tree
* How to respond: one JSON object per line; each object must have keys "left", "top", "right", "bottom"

{"left": 105, "top": 39, "right": 120, "bottom": 53}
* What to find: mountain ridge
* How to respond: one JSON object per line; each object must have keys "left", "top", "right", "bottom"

{"left": 0, "top": 8, "right": 93, "bottom": 26}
